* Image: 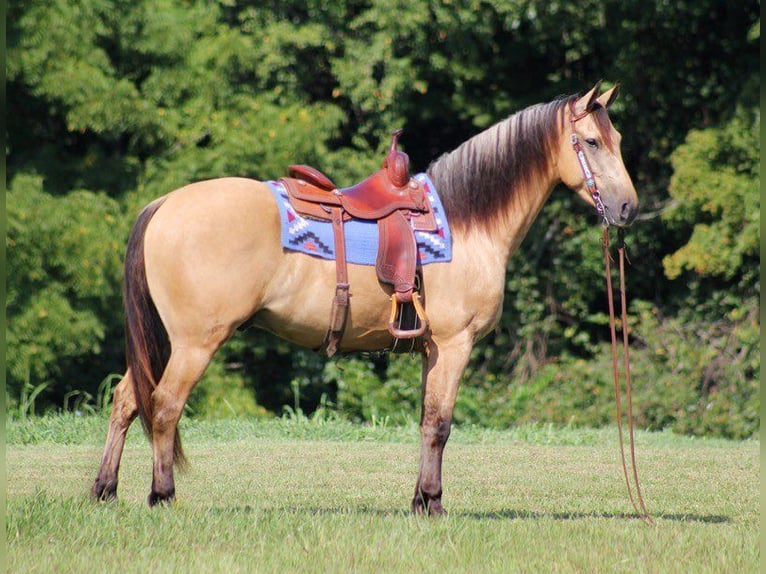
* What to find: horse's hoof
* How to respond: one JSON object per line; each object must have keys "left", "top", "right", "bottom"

{"left": 91, "top": 479, "right": 118, "bottom": 502}
{"left": 412, "top": 496, "right": 447, "bottom": 517}
{"left": 147, "top": 489, "right": 175, "bottom": 508}
{"left": 427, "top": 500, "right": 447, "bottom": 516}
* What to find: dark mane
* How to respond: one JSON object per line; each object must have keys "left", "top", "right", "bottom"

{"left": 427, "top": 96, "right": 576, "bottom": 230}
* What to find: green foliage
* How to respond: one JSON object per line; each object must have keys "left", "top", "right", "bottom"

{"left": 482, "top": 297, "right": 760, "bottom": 440}
{"left": 185, "top": 358, "right": 269, "bottom": 420}
{"left": 630, "top": 300, "right": 759, "bottom": 440}
{"left": 6, "top": 0, "right": 760, "bottom": 440}
{"left": 326, "top": 355, "right": 421, "bottom": 424}
{"left": 663, "top": 106, "right": 760, "bottom": 280}
{"left": 7, "top": 174, "right": 127, "bottom": 404}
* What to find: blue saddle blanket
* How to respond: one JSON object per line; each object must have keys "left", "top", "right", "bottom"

{"left": 267, "top": 173, "right": 452, "bottom": 265}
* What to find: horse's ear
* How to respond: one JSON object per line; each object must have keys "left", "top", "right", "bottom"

{"left": 596, "top": 83, "right": 620, "bottom": 109}
{"left": 574, "top": 80, "right": 603, "bottom": 115}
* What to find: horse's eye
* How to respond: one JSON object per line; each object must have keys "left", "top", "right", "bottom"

{"left": 585, "top": 138, "right": 599, "bottom": 149}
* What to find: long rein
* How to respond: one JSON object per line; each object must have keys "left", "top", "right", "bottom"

{"left": 570, "top": 103, "right": 654, "bottom": 524}
{"left": 602, "top": 227, "right": 653, "bottom": 524}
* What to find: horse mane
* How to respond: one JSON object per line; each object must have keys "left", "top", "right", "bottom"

{"left": 427, "top": 95, "right": 576, "bottom": 231}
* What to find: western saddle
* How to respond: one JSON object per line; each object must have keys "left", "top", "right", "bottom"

{"left": 280, "top": 130, "right": 436, "bottom": 356}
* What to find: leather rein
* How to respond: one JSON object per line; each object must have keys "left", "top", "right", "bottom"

{"left": 570, "top": 103, "right": 654, "bottom": 524}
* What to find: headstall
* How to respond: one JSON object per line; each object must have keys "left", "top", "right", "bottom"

{"left": 569, "top": 100, "right": 607, "bottom": 224}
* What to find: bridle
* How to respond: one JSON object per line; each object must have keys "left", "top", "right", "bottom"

{"left": 569, "top": 100, "right": 607, "bottom": 224}
{"left": 570, "top": 100, "right": 654, "bottom": 524}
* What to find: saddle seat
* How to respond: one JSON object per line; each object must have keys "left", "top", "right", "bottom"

{"left": 280, "top": 130, "right": 433, "bottom": 355}
{"left": 287, "top": 132, "right": 429, "bottom": 220}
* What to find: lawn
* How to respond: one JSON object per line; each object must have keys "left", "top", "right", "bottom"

{"left": 6, "top": 416, "right": 759, "bottom": 573}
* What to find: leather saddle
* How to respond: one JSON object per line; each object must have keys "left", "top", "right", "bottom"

{"left": 280, "top": 130, "right": 434, "bottom": 356}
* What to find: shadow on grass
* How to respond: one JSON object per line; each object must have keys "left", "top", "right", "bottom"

{"left": 27, "top": 492, "right": 731, "bottom": 525}
{"left": 209, "top": 504, "right": 731, "bottom": 524}
{"left": 453, "top": 509, "right": 731, "bottom": 524}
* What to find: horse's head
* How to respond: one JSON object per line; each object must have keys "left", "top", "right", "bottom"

{"left": 558, "top": 82, "right": 638, "bottom": 227}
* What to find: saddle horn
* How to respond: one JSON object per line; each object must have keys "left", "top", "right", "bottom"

{"left": 384, "top": 129, "right": 410, "bottom": 188}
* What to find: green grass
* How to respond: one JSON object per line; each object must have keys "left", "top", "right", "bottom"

{"left": 6, "top": 417, "right": 759, "bottom": 573}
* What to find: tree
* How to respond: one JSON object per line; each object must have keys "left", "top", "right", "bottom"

{"left": 6, "top": 1, "right": 760, "bottom": 437}
{"left": 663, "top": 106, "right": 760, "bottom": 281}
{"left": 6, "top": 174, "right": 126, "bottom": 406}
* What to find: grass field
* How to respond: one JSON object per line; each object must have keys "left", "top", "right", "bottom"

{"left": 6, "top": 416, "right": 759, "bottom": 573}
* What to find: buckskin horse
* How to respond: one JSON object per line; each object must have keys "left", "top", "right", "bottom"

{"left": 92, "top": 82, "right": 638, "bottom": 514}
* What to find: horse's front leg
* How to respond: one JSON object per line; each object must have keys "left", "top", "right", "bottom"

{"left": 412, "top": 335, "right": 473, "bottom": 516}
{"left": 91, "top": 371, "right": 138, "bottom": 501}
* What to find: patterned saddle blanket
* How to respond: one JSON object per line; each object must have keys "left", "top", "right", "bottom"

{"left": 267, "top": 173, "right": 452, "bottom": 266}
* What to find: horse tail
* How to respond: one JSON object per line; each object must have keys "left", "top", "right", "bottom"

{"left": 123, "top": 196, "right": 187, "bottom": 469}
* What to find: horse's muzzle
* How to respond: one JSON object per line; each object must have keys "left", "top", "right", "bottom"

{"left": 617, "top": 200, "right": 638, "bottom": 226}
{"left": 603, "top": 198, "right": 638, "bottom": 227}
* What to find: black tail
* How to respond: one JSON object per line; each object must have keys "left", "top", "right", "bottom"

{"left": 123, "top": 197, "right": 187, "bottom": 469}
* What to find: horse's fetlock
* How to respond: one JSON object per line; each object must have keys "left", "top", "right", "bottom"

{"left": 421, "top": 481, "right": 442, "bottom": 499}
{"left": 412, "top": 488, "right": 445, "bottom": 516}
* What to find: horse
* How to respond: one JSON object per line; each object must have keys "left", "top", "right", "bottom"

{"left": 91, "top": 82, "right": 638, "bottom": 514}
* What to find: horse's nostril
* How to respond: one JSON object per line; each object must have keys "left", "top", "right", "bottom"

{"left": 620, "top": 202, "right": 634, "bottom": 222}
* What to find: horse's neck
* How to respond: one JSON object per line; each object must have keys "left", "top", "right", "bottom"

{"left": 494, "top": 171, "right": 559, "bottom": 262}
{"left": 432, "top": 103, "right": 566, "bottom": 266}
{"left": 451, "top": 165, "right": 559, "bottom": 268}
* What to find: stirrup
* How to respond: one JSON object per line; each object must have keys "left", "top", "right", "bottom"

{"left": 388, "top": 292, "right": 429, "bottom": 339}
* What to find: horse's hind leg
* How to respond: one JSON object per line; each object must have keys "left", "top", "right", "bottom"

{"left": 147, "top": 345, "right": 217, "bottom": 506}
{"left": 91, "top": 371, "right": 138, "bottom": 501}
{"left": 412, "top": 335, "right": 472, "bottom": 516}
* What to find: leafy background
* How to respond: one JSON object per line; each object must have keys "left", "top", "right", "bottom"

{"left": 7, "top": 0, "right": 759, "bottom": 438}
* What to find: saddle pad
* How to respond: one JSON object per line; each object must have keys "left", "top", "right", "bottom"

{"left": 267, "top": 173, "right": 452, "bottom": 266}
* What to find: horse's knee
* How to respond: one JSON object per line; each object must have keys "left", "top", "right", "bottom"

{"left": 422, "top": 416, "right": 451, "bottom": 448}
